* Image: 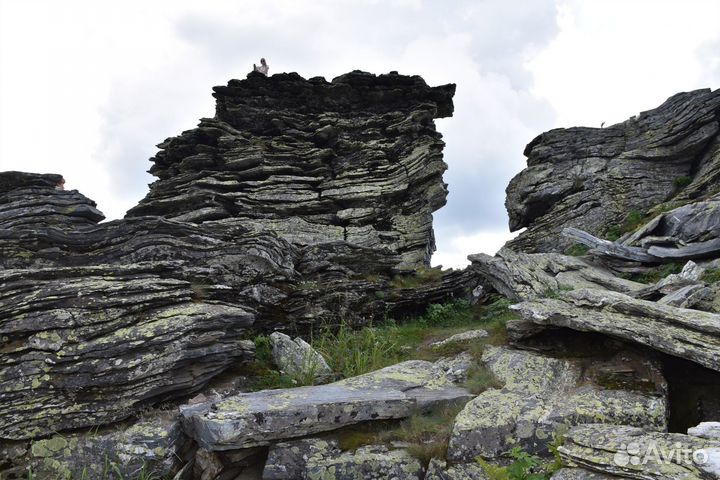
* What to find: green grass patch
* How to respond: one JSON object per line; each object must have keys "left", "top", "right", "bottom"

{"left": 701, "top": 268, "right": 720, "bottom": 284}
{"left": 674, "top": 175, "right": 693, "bottom": 189}
{"left": 243, "top": 297, "right": 517, "bottom": 390}
{"left": 312, "top": 297, "right": 517, "bottom": 379}
{"left": 605, "top": 210, "right": 646, "bottom": 241}
{"left": 337, "top": 404, "right": 464, "bottom": 464}
{"left": 463, "top": 364, "right": 505, "bottom": 395}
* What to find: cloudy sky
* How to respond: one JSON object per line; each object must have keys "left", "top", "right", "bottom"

{"left": 1, "top": 0, "right": 719, "bottom": 267}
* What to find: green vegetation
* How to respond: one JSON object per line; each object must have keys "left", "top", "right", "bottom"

{"left": 313, "top": 297, "right": 516, "bottom": 379}
{"left": 674, "top": 175, "right": 693, "bottom": 189}
{"left": 701, "top": 268, "right": 720, "bottom": 284}
{"left": 605, "top": 210, "right": 646, "bottom": 241}
{"left": 564, "top": 243, "right": 590, "bottom": 256}
{"left": 243, "top": 297, "right": 516, "bottom": 390}
{"left": 476, "top": 433, "right": 565, "bottom": 480}
{"left": 337, "top": 404, "right": 464, "bottom": 464}
{"left": 25, "top": 459, "right": 162, "bottom": 480}
{"left": 463, "top": 363, "right": 504, "bottom": 395}
{"left": 244, "top": 335, "right": 297, "bottom": 390}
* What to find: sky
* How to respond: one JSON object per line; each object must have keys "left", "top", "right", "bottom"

{"left": 1, "top": 0, "right": 719, "bottom": 268}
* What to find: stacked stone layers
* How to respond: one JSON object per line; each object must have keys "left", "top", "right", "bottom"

{"left": 505, "top": 88, "right": 720, "bottom": 253}
{"left": 127, "top": 71, "right": 456, "bottom": 269}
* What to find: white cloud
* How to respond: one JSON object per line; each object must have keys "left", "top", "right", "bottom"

{"left": 527, "top": 0, "right": 720, "bottom": 127}
{"left": 432, "top": 228, "right": 521, "bottom": 269}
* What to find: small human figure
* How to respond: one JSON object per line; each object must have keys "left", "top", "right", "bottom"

{"left": 55, "top": 178, "right": 65, "bottom": 190}
{"left": 253, "top": 58, "right": 269, "bottom": 76}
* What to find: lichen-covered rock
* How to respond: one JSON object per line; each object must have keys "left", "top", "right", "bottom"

{"left": 447, "top": 346, "right": 666, "bottom": 462}
{"left": 424, "top": 458, "right": 489, "bottom": 479}
{"left": 558, "top": 424, "right": 720, "bottom": 480}
{"left": 510, "top": 288, "right": 720, "bottom": 373}
{"left": 304, "top": 445, "right": 424, "bottom": 480}
{"left": 263, "top": 438, "right": 340, "bottom": 480}
{"left": 270, "top": 332, "right": 333, "bottom": 383}
{"left": 550, "top": 468, "right": 620, "bottom": 479}
{"left": 505, "top": 88, "right": 720, "bottom": 253}
{"left": 127, "top": 71, "right": 456, "bottom": 270}
{"left": 689, "top": 422, "right": 720, "bottom": 441}
{"left": 431, "top": 329, "right": 488, "bottom": 350}
{"left": 182, "top": 360, "right": 472, "bottom": 450}
{"left": 0, "top": 171, "right": 104, "bottom": 230}
{"left": 469, "top": 248, "right": 644, "bottom": 301}
{"left": 26, "top": 412, "right": 185, "bottom": 480}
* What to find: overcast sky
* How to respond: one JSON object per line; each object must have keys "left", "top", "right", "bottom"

{"left": 1, "top": 0, "right": 719, "bottom": 267}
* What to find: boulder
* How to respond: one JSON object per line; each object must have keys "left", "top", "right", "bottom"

{"left": 689, "top": 422, "right": 720, "bottom": 441}
{"left": 181, "top": 360, "right": 472, "bottom": 450}
{"left": 26, "top": 412, "right": 185, "bottom": 480}
{"left": 305, "top": 445, "right": 424, "bottom": 480}
{"left": 558, "top": 424, "right": 720, "bottom": 479}
{"left": 269, "top": 332, "right": 333, "bottom": 383}
{"left": 263, "top": 438, "right": 340, "bottom": 480}
{"left": 425, "top": 458, "right": 489, "bottom": 479}
{"left": 447, "top": 346, "right": 666, "bottom": 462}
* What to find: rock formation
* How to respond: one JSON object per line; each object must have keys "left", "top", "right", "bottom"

{"left": 3, "top": 74, "right": 720, "bottom": 480}
{"left": 505, "top": 88, "right": 720, "bottom": 253}
{"left": 127, "top": 70, "right": 455, "bottom": 270}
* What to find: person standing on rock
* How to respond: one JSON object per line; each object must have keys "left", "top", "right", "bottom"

{"left": 253, "top": 58, "right": 269, "bottom": 76}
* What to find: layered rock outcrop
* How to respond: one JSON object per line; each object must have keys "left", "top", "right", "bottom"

{"left": 0, "top": 71, "right": 478, "bottom": 473}
{"left": 506, "top": 88, "right": 720, "bottom": 253}
{"left": 128, "top": 71, "right": 455, "bottom": 269}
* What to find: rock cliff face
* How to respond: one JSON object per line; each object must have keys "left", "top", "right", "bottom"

{"left": 128, "top": 71, "right": 455, "bottom": 269}
{"left": 506, "top": 88, "right": 720, "bottom": 253}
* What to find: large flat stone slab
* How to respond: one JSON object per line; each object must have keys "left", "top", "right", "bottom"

{"left": 182, "top": 360, "right": 472, "bottom": 450}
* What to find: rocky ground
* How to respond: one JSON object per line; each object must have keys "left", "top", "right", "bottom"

{"left": 1, "top": 72, "right": 719, "bottom": 479}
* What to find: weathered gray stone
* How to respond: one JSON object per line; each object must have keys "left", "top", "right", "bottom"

{"left": 304, "top": 445, "right": 424, "bottom": 480}
{"left": 435, "top": 352, "right": 475, "bottom": 383}
{"left": 263, "top": 438, "right": 340, "bottom": 480}
{"left": 511, "top": 288, "right": 720, "bottom": 372}
{"left": 558, "top": 424, "right": 720, "bottom": 480}
{"left": 431, "top": 329, "right": 488, "bottom": 350}
{"left": 688, "top": 422, "right": 720, "bottom": 441}
{"left": 550, "top": 468, "right": 620, "bottom": 479}
{"left": 127, "top": 71, "right": 456, "bottom": 270}
{"left": 425, "top": 458, "right": 489, "bottom": 479}
{"left": 469, "top": 248, "right": 644, "bottom": 301}
{"left": 182, "top": 360, "right": 472, "bottom": 450}
{"left": 505, "top": 88, "right": 720, "bottom": 253}
{"left": 270, "top": 332, "right": 333, "bottom": 383}
{"left": 27, "top": 412, "right": 185, "bottom": 480}
{"left": 448, "top": 346, "right": 666, "bottom": 463}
